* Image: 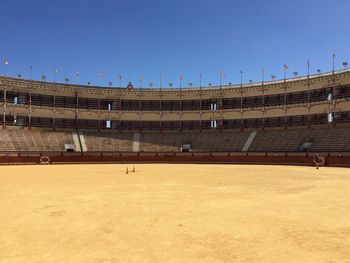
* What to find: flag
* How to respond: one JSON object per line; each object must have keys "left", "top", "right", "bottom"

{"left": 179, "top": 74, "right": 183, "bottom": 80}
{"left": 333, "top": 54, "right": 336, "bottom": 58}
{"left": 284, "top": 64, "right": 289, "bottom": 70}
{"left": 98, "top": 72, "right": 104, "bottom": 77}
{"left": 219, "top": 72, "right": 226, "bottom": 77}
{"left": 76, "top": 72, "right": 80, "bottom": 77}
{"left": 119, "top": 74, "right": 122, "bottom": 80}
{"left": 140, "top": 74, "right": 144, "bottom": 82}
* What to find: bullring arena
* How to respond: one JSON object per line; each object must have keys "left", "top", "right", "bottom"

{"left": 0, "top": 69, "right": 350, "bottom": 262}
{"left": 1, "top": 164, "right": 350, "bottom": 262}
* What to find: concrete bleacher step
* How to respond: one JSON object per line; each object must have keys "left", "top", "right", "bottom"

{"left": 78, "top": 132, "right": 88, "bottom": 152}
{"left": 133, "top": 133, "right": 140, "bottom": 152}
{"left": 242, "top": 130, "right": 257, "bottom": 152}
{"left": 72, "top": 132, "right": 82, "bottom": 152}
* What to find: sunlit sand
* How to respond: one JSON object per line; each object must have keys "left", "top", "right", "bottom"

{"left": 1, "top": 164, "right": 349, "bottom": 262}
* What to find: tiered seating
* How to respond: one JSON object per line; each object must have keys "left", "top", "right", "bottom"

{"left": 139, "top": 130, "right": 250, "bottom": 152}
{"left": 0, "top": 130, "right": 16, "bottom": 151}
{"left": 249, "top": 125, "right": 350, "bottom": 152}
{"left": 307, "top": 126, "right": 350, "bottom": 152}
{"left": 0, "top": 128, "right": 73, "bottom": 151}
{"left": 1, "top": 125, "right": 350, "bottom": 153}
{"left": 249, "top": 129, "right": 305, "bottom": 152}
{"left": 82, "top": 131, "right": 134, "bottom": 152}
{"left": 139, "top": 132, "right": 179, "bottom": 152}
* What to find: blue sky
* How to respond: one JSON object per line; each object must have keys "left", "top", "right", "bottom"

{"left": 1, "top": 0, "right": 349, "bottom": 87}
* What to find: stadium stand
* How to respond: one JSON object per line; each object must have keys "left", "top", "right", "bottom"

{"left": 0, "top": 69, "right": 350, "bottom": 166}
{"left": 0, "top": 124, "right": 350, "bottom": 153}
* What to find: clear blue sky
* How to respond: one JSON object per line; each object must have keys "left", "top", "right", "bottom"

{"left": 1, "top": 0, "right": 349, "bottom": 87}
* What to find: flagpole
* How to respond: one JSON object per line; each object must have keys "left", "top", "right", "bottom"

{"left": 29, "top": 65, "right": 32, "bottom": 80}
{"left": 307, "top": 60, "right": 310, "bottom": 79}
{"left": 240, "top": 70, "right": 243, "bottom": 87}
{"left": 54, "top": 69, "right": 58, "bottom": 83}
{"left": 4, "top": 60, "right": 9, "bottom": 77}
{"left": 140, "top": 74, "right": 143, "bottom": 89}
{"left": 283, "top": 65, "right": 288, "bottom": 82}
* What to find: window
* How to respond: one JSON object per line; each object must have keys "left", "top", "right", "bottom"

{"left": 328, "top": 113, "right": 333, "bottom": 123}
{"left": 327, "top": 93, "right": 333, "bottom": 101}
{"left": 210, "top": 102, "right": 217, "bottom": 111}
{"left": 106, "top": 120, "right": 111, "bottom": 128}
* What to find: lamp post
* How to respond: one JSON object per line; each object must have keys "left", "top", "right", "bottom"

{"left": 271, "top": 75, "right": 276, "bottom": 82}
{"left": 342, "top": 61, "right": 348, "bottom": 69}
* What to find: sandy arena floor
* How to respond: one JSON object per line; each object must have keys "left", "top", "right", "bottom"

{"left": 0, "top": 164, "right": 350, "bottom": 263}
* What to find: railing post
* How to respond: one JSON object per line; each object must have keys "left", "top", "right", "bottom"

{"left": 3, "top": 88, "right": 6, "bottom": 129}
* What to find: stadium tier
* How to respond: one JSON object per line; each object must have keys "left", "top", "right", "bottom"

{"left": 1, "top": 125, "right": 350, "bottom": 153}
{"left": 0, "top": 69, "right": 350, "bottom": 130}
{"left": 0, "top": 70, "right": 350, "bottom": 166}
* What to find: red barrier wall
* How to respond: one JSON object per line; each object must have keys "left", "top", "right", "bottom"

{"left": 0, "top": 152, "right": 349, "bottom": 167}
